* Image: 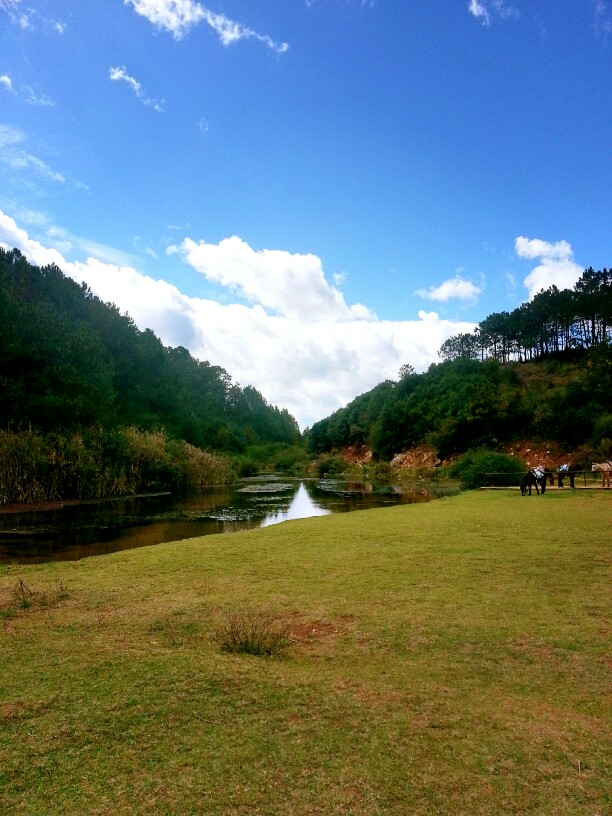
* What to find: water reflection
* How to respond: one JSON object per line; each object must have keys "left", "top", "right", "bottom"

{"left": 260, "top": 483, "right": 330, "bottom": 527}
{"left": 0, "top": 478, "right": 426, "bottom": 564}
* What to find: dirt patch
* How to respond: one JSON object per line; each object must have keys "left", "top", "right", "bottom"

{"left": 0, "top": 701, "right": 27, "bottom": 721}
{"left": 287, "top": 614, "right": 354, "bottom": 647}
{"left": 503, "top": 441, "right": 576, "bottom": 469}
{"left": 390, "top": 444, "right": 441, "bottom": 469}
{"left": 337, "top": 440, "right": 584, "bottom": 472}
{"left": 340, "top": 445, "right": 372, "bottom": 464}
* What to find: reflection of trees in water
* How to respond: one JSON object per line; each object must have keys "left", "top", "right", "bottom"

{"left": 306, "top": 479, "right": 422, "bottom": 509}
{"left": 227, "top": 482, "right": 298, "bottom": 520}
{"left": 1, "top": 479, "right": 425, "bottom": 564}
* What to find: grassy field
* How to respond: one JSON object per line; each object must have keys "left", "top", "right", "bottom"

{"left": 0, "top": 489, "right": 610, "bottom": 815}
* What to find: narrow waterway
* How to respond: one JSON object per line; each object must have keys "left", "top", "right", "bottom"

{"left": 0, "top": 477, "right": 429, "bottom": 564}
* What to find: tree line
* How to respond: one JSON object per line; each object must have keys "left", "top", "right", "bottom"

{"left": 0, "top": 248, "right": 300, "bottom": 454}
{"left": 439, "top": 267, "right": 611, "bottom": 363}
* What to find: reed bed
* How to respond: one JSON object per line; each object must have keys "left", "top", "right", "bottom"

{"left": 0, "top": 427, "right": 233, "bottom": 505}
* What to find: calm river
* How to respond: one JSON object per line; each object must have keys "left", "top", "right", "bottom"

{"left": 0, "top": 477, "right": 429, "bottom": 564}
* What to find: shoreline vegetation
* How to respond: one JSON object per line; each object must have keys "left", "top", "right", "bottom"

{"left": 1, "top": 490, "right": 609, "bottom": 814}
{"left": 0, "top": 426, "right": 234, "bottom": 506}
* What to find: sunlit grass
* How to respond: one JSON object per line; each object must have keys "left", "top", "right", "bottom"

{"left": 0, "top": 489, "right": 610, "bottom": 814}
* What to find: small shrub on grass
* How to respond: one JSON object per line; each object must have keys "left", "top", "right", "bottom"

{"left": 13, "top": 578, "right": 34, "bottom": 609}
{"left": 10, "top": 577, "right": 69, "bottom": 611}
{"left": 214, "top": 604, "right": 290, "bottom": 657}
{"left": 450, "top": 448, "right": 525, "bottom": 489}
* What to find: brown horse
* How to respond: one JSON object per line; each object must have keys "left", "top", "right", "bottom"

{"left": 591, "top": 462, "right": 612, "bottom": 488}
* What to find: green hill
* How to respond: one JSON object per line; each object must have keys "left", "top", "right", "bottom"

{"left": 0, "top": 247, "right": 300, "bottom": 451}
{"left": 0, "top": 248, "right": 302, "bottom": 503}
{"left": 307, "top": 266, "right": 612, "bottom": 462}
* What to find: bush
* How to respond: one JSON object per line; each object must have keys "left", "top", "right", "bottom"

{"left": 315, "top": 454, "right": 347, "bottom": 478}
{"left": 271, "top": 445, "right": 309, "bottom": 475}
{"left": 232, "top": 443, "right": 308, "bottom": 477}
{"left": 214, "top": 604, "right": 289, "bottom": 657}
{"left": 450, "top": 448, "right": 525, "bottom": 490}
{"left": 233, "top": 456, "right": 260, "bottom": 477}
{"left": 165, "top": 439, "right": 234, "bottom": 489}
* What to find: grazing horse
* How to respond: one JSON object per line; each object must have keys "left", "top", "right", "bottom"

{"left": 591, "top": 462, "right": 612, "bottom": 488}
{"left": 557, "top": 463, "right": 577, "bottom": 488}
{"left": 520, "top": 467, "right": 553, "bottom": 495}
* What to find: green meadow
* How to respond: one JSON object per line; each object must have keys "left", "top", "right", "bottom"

{"left": 1, "top": 489, "right": 610, "bottom": 815}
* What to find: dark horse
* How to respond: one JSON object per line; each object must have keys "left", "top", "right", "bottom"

{"left": 521, "top": 467, "right": 554, "bottom": 496}
{"left": 557, "top": 463, "right": 578, "bottom": 488}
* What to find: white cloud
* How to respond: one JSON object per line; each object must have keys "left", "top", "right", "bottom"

{"left": 469, "top": 0, "right": 491, "bottom": 25}
{"left": 305, "top": 0, "right": 376, "bottom": 7}
{"left": 0, "top": 210, "right": 478, "bottom": 429}
{"left": 109, "top": 66, "right": 165, "bottom": 112}
{"left": 170, "top": 235, "right": 364, "bottom": 322}
{"left": 23, "top": 86, "right": 54, "bottom": 107}
{"left": 200, "top": 8, "right": 289, "bottom": 52}
{"left": 0, "top": 75, "right": 54, "bottom": 106}
{"left": 126, "top": 0, "right": 289, "bottom": 52}
{"left": 415, "top": 275, "right": 483, "bottom": 303}
{"left": 515, "top": 235, "right": 584, "bottom": 299}
{"left": 1, "top": 0, "right": 65, "bottom": 32}
{"left": 0, "top": 0, "right": 32, "bottom": 28}
{"left": 0, "top": 124, "right": 65, "bottom": 183}
{"left": 469, "top": 0, "right": 519, "bottom": 26}
{"left": 125, "top": 0, "right": 206, "bottom": 38}
{"left": 594, "top": 0, "right": 612, "bottom": 33}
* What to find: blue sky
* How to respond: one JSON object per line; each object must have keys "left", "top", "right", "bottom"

{"left": 1, "top": 0, "right": 611, "bottom": 428}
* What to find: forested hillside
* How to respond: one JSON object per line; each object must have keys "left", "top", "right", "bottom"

{"left": 0, "top": 248, "right": 300, "bottom": 451}
{"left": 307, "top": 267, "right": 612, "bottom": 461}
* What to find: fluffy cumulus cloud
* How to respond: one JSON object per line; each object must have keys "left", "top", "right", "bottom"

{"left": 126, "top": 0, "right": 289, "bottom": 52}
{"left": 415, "top": 275, "right": 483, "bottom": 303}
{"left": 169, "top": 236, "right": 371, "bottom": 322}
{"left": 515, "top": 236, "right": 584, "bottom": 299}
{"left": 0, "top": 209, "right": 475, "bottom": 429}
{"left": 126, "top": 0, "right": 205, "bottom": 39}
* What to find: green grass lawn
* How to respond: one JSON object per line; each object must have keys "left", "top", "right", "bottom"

{"left": 1, "top": 489, "right": 610, "bottom": 815}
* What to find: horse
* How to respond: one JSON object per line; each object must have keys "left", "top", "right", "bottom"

{"left": 591, "top": 462, "right": 612, "bottom": 488}
{"left": 520, "top": 467, "right": 553, "bottom": 496}
{"left": 557, "top": 463, "right": 578, "bottom": 488}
